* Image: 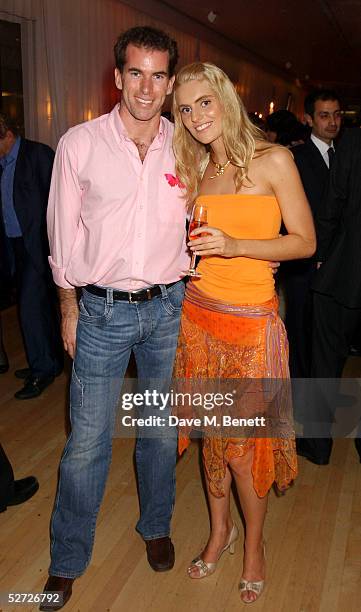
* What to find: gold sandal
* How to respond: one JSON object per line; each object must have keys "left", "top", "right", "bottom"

{"left": 187, "top": 523, "right": 239, "bottom": 579}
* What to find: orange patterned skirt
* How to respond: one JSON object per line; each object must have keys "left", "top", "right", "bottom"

{"left": 173, "top": 282, "right": 297, "bottom": 498}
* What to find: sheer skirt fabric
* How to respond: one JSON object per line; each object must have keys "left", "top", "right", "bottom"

{"left": 174, "top": 282, "right": 297, "bottom": 498}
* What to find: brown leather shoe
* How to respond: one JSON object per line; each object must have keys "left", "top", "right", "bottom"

{"left": 39, "top": 576, "right": 74, "bottom": 611}
{"left": 145, "top": 536, "right": 175, "bottom": 571}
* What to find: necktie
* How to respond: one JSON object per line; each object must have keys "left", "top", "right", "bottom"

{"left": 327, "top": 147, "right": 335, "bottom": 169}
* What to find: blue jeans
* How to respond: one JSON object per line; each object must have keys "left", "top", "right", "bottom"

{"left": 49, "top": 281, "right": 185, "bottom": 578}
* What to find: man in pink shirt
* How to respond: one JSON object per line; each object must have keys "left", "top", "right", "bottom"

{"left": 41, "top": 27, "right": 188, "bottom": 610}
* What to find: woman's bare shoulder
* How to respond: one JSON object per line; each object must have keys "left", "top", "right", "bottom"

{"left": 249, "top": 143, "right": 296, "bottom": 191}
{"left": 255, "top": 140, "right": 291, "bottom": 157}
{"left": 255, "top": 142, "right": 293, "bottom": 167}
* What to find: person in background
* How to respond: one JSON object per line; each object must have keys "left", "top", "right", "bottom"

{"left": 309, "top": 129, "right": 361, "bottom": 464}
{"left": 172, "top": 62, "right": 315, "bottom": 603}
{"left": 0, "top": 443, "right": 39, "bottom": 512}
{"left": 265, "top": 109, "right": 308, "bottom": 147}
{"left": 281, "top": 90, "right": 344, "bottom": 465}
{"left": 0, "top": 114, "right": 63, "bottom": 399}
{"left": 284, "top": 90, "right": 342, "bottom": 385}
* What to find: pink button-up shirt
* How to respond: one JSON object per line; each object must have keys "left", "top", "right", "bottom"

{"left": 47, "top": 105, "right": 189, "bottom": 290}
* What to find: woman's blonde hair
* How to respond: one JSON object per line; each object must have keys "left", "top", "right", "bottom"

{"left": 172, "top": 62, "right": 268, "bottom": 202}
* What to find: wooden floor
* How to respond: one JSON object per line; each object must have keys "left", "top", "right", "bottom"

{"left": 0, "top": 305, "right": 361, "bottom": 612}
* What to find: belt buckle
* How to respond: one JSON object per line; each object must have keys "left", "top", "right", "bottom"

{"left": 128, "top": 292, "right": 133, "bottom": 303}
{"left": 146, "top": 288, "right": 152, "bottom": 300}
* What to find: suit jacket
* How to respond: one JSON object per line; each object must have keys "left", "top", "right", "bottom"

{"left": 282, "top": 138, "right": 330, "bottom": 276}
{"left": 292, "top": 138, "right": 330, "bottom": 220}
{"left": 0, "top": 138, "right": 54, "bottom": 276}
{"left": 311, "top": 129, "right": 361, "bottom": 308}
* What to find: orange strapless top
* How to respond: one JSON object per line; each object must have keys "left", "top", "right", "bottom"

{"left": 194, "top": 194, "right": 281, "bottom": 304}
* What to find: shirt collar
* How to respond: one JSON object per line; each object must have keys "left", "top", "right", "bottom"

{"left": 111, "top": 103, "right": 165, "bottom": 145}
{"left": 1, "top": 136, "right": 21, "bottom": 167}
{"left": 311, "top": 133, "right": 334, "bottom": 155}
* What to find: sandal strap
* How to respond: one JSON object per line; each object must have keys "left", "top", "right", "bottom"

{"left": 239, "top": 579, "right": 264, "bottom": 595}
{"left": 189, "top": 557, "right": 216, "bottom": 577}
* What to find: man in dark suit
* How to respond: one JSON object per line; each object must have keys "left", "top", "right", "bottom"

{"left": 304, "top": 129, "right": 361, "bottom": 464}
{"left": 284, "top": 89, "right": 341, "bottom": 380}
{"left": 0, "top": 113, "right": 63, "bottom": 399}
{"left": 0, "top": 442, "right": 39, "bottom": 512}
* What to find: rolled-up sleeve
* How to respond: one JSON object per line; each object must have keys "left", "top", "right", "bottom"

{"left": 47, "top": 133, "right": 82, "bottom": 288}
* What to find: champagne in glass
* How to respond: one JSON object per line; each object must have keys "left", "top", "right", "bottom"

{"left": 188, "top": 204, "right": 208, "bottom": 277}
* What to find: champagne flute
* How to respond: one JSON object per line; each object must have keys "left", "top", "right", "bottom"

{"left": 188, "top": 204, "right": 208, "bottom": 277}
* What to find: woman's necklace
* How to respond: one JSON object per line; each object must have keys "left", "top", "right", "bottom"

{"left": 209, "top": 155, "right": 232, "bottom": 179}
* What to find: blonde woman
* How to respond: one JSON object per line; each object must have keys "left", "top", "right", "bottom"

{"left": 172, "top": 63, "right": 315, "bottom": 604}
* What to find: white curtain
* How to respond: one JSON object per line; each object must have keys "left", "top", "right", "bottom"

{"left": 38, "top": 0, "right": 199, "bottom": 144}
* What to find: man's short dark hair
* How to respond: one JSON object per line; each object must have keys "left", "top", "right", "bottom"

{"left": 304, "top": 89, "right": 341, "bottom": 118}
{"left": 0, "top": 113, "right": 18, "bottom": 139}
{"left": 114, "top": 26, "right": 178, "bottom": 77}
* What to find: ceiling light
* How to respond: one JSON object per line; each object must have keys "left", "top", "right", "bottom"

{"left": 208, "top": 11, "right": 217, "bottom": 23}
